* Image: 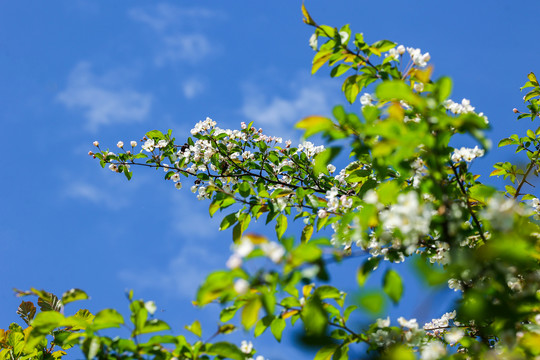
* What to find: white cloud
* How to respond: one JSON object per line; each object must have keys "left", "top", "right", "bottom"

{"left": 240, "top": 76, "right": 337, "bottom": 138}
{"left": 155, "top": 34, "right": 212, "bottom": 66}
{"left": 128, "top": 4, "right": 218, "bottom": 32}
{"left": 118, "top": 243, "right": 223, "bottom": 298}
{"left": 57, "top": 62, "right": 152, "bottom": 131}
{"left": 64, "top": 181, "right": 128, "bottom": 209}
{"left": 129, "top": 4, "right": 219, "bottom": 67}
{"left": 182, "top": 77, "right": 205, "bottom": 99}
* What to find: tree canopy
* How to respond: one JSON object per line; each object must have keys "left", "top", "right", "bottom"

{"left": 3, "top": 4, "right": 540, "bottom": 360}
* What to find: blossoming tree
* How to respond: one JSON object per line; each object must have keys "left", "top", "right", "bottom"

{"left": 3, "top": 5, "right": 540, "bottom": 360}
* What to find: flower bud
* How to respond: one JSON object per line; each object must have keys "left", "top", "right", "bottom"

{"left": 117, "top": 141, "right": 124, "bottom": 148}
{"left": 88, "top": 151, "right": 94, "bottom": 156}
{"left": 513, "top": 108, "right": 519, "bottom": 113}
{"left": 397, "top": 45, "right": 405, "bottom": 55}
{"left": 93, "top": 141, "right": 99, "bottom": 147}
{"left": 130, "top": 140, "right": 137, "bottom": 147}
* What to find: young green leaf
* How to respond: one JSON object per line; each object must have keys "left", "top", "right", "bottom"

{"left": 383, "top": 269, "right": 403, "bottom": 305}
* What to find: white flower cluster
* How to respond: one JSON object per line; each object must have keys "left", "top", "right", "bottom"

{"left": 371, "top": 316, "right": 423, "bottom": 347}
{"left": 451, "top": 146, "right": 485, "bottom": 163}
{"left": 190, "top": 117, "right": 217, "bottom": 135}
{"left": 448, "top": 278, "right": 463, "bottom": 292}
{"left": 482, "top": 196, "right": 519, "bottom": 232}
{"left": 142, "top": 138, "right": 168, "bottom": 152}
{"left": 406, "top": 47, "right": 430, "bottom": 68}
{"left": 427, "top": 240, "right": 450, "bottom": 265}
{"left": 360, "top": 93, "right": 375, "bottom": 108}
{"left": 410, "top": 158, "right": 427, "bottom": 188}
{"left": 240, "top": 341, "right": 266, "bottom": 360}
{"left": 444, "top": 98, "right": 475, "bottom": 115}
{"left": 226, "top": 236, "right": 285, "bottom": 269}
{"left": 379, "top": 191, "right": 433, "bottom": 251}
{"left": 531, "top": 198, "right": 540, "bottom": 217}
{"left": 423, "top": 310, "right": 457, "bottom": 335}
{"left": 386, "top": 44, "right": 406, "bottom": 60}
{"left": 324, "top": 187, "right": 354, "bottom": 213}
{"left": 421, "top": 341, "right": 447, "bottom": 360}
{"left": 297, "top": 141, "right": 325, "bottom": 159}
{"left": 444, "top": 98, "right": 489, "bottom": 124}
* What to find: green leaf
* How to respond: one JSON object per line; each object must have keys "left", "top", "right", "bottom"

{"left": 528, "top": 72, "right": 539, "bottom": 86}
{"left": 301, "top": 295, "right": 327, "bottom": 336}
{"left": 301, "top": 3, "right": 316, "bottom": 26}
{"left": 130, "top": 300, "right": 148, "bottom": 334}
{"left": 383, "top": 269, "right": 403, "bottom": 305}
{"left": 31, "top": 311, "right": 65, "bottom": 333}
{"left": 333, "top": 346, "right": 349, "bottom": 360}
{"left": 93, "top": 309, "right": 124, "bottom": 330}
{"left": 342, "top": 75, "right": 360, "bottom": 104}
{"left": 209, "top": 342, "right": 245, "bottom": 360}
{"left": 140, "top": 319, "right": 170, "bottom": 334}
{"left": 301, "top": 224, "right": 314, "bottom": 243}
{"left": 371, "top": 39, "right": 396, "bottom": 52}
{"left": 435, "top": 76, "right": 452, "bottom": 103}
{"left": 498, "top": 138, "right": 515, "bottom": 147}
{"left": 314, "top": 285, "right": 341, "bottom": 300}
{"left": 220, "top": 307, "right": 238, "bottom": 323}
{"left": 270, "top": 317, "right": 286, "bottom": 342}
{"left": 146, "top": 130, "right": 165, "bottom": 140}
{"left": 358, "top": 291, "right": 386, "bottom": 314}
{"left": 220, "top": 213, "right": 237, "bottom": 231}
{"left": 312, "top": 51, "right": 332, "bottom": 75}
{"left": 61, "top": 289, "right": 89, "bottom": 305}
{"left": 314, "top": 147, "right": 341, "bottom": 175}
{"left": 185, "top": 320, "right": 202, "bottom": 338}
{"left": 254, "top": 315, "right": 274, "bottom": 337}
{"left": 314, "top": 344, "right": 339, "bottom": 360}
{"left": 241, "top": 297, "right": 262, "bottom": 330}
{"left": 276, "top": 214, "right": 288, "bottom": 239}
{"left": 375, "top": 80, "right": 422, "bottom": 108}
{"left": 197, "top": 271, "right": 234, "bottom": 306}
{"left": 525, "top": 90, "right": 540, "bottom": 102}
{"left": 295, "top": 116, "right": 335, "bottom": 138}
{"left": 330, "top": 64, "right": 352, "bottom": 78}
{"left": 238, "top": 182, "right": 251, "bottom": 198}
{"left": 357, "top": 257, "right": 380, "bottom": 286}
{"left": 81, "top": 337, "right": 100, "bottom": 360}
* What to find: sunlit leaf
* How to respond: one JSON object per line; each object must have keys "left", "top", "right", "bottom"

{"left": 383, "top": 269, "right": 403, "bottom": 305}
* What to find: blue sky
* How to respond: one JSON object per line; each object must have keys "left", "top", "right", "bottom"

{"left": 1, "top": 1, "right": 539, "bottom": 358}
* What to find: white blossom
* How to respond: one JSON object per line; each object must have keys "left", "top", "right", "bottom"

{"left": 376, "top": 316, "right": 390, "bottom": 328}
{"left": 260, "top": 242, "right": 285, "bottom": 263}
{"left": 309, "top": 33, "right": 318, "bottom": 50}
{"left": 226, "top": 254, "right": 242, "bottom": 269}
{"left": 421, "top": 341, "right": 446, "bottom": 360}
{"left": 240, "top": 341, "right": 253, "bottom": 354}
{"left": 445, "top": 328, "right": 465, "bottom": 345}
{"left": 142, "top": 139, "right": 155, "bottom": 152}
{"left": 360, "top": 93, "right": 374, "bottom": 107}
{"left": 234, "top": 279, "right": 250, "bottom": 295}
{"left": 451, "top": 146, "right": 485, "bottom": 163}
{"left": 406, "top": 47, "right": 430, "bottom": 68}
